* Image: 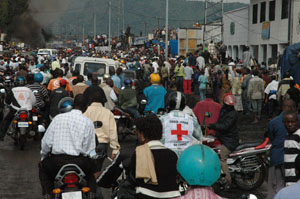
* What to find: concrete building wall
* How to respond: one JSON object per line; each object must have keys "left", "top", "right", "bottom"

{"left": 249, "top": 0, "right": 289, "bottom": 65}
{"left": 223, "top": 7, "right": 249, "bottom": 60}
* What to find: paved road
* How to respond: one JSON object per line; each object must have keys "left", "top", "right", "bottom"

{"left": 0, "top": 110, "right": 268, "bottom": 199}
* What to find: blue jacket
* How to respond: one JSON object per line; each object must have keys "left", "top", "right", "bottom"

{"left": 269, "top": 112, "right": 300, "bottom": 167}
{"left": 143, "top": 85, "right": 167, "bottom": 113}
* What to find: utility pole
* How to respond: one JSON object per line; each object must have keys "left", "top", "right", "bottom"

{"left": 118, "top": 0, "right": 121, "bottom": 37}
{"left": 108, "top": 0, "right": 111, "bottom": 47}
{"left": 203, "top": 0, "right": 208, "bottom": 44}
{"left": 144, "top": 22, "right": 147, "bottom": 36}
{"left": 122, "top": 0, "right": 125, "bottom": 33}
{"left": 221, "top": 0, "right": 224, "bottom": 42}
{"left": 94, "top": 13, "right": 97, "bottom": 39}
{"left": 82, "top": 24, "right": 85, "bottom": 45}
{"left": 165, "top": 0, "right": 169, "bottom": 60}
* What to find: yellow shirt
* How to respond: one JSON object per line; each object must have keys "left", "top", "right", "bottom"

{"left": 174, "top": 65, "right": 185, "bottom": 77}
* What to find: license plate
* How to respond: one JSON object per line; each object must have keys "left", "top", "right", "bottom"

{"left": 18, "top": 122, "right": 28, "bottom": 127}
{"left": 32, "top": 116, "right": 38, "bottom": 121}
{"left": 62, "top": 191, "right": 82, "bottom": 199}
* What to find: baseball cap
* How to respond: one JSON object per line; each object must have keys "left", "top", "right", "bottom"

{"left": 60, "top": 79, "right": 68, "bottom": 86}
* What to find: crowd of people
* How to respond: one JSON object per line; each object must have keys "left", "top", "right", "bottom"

{"left": 0, "top": 37, "right": 300, "bottom": 199}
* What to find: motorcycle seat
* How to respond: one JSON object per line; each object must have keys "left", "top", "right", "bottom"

{"left": 235, "top": 142, "right": 261, "bottom": 151}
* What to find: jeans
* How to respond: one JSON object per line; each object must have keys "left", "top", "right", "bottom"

{"left": 199, "top": 89, "right": 206, "bottom": 101}
{"left": 183, "top": 79, "right": 192, "bottom": 95}
{"left": 95, "top": 143, "right": 109, "bottom": 171}
{"left": 162, "top": 77, "right": 168, "bottom": 89}
{"left": 126, "top": 107, "right": 140, "bottom": 119}
{"left": 268, "top": 99, "right": 277, "bottom": 118}
{"left": 176, "top": 76, "right": 184, "bottom": 92}
{"left": 251, "top": 99, "right": 262, "bottom": 119}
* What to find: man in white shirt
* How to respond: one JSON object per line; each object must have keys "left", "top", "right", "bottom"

{"left": 196, "top": 53, "right": 205, "bottom": 70}
{"left": 184, "top": 63, "right": 194, "bottom": 95}
{"left": 265, "top": 76, "right": 279, "bottom": 120}
{"left": 152, "top": 58, "right": 159, "bottom": 74}
{"left": 39, "top": 94, "right": 96, "bottom": 199}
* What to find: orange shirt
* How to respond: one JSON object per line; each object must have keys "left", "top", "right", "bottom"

{"left": 47, "top": 77, "right": 73, "bottom": 92}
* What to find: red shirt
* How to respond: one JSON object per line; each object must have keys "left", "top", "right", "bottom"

{"left": 193, "top": 98, "right": 221, "bottom": 136}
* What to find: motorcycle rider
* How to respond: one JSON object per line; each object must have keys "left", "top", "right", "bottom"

{"left": 160, "top": 91, "right": 202, "bottom": 156}
{"left": 208, "top": 93, "right": 239, "bottom": 189}
{"left": 0, "top": 76, "right": 36, "bottom": 141}
{"left": 143, "top": 73, "right": 167, "bottom": 113}
{"left": 39, "top": 94, "right": 96, "bottom": 199}
{"left": 26, "top": 73, "right": 49, "bottom": 111}
{"left": 175, "top": 144, "right": 224, "bottom": 199}
{"left": 84, "top": 91, "right": 120, "bottom": 174}
{"left": 49, "top": 79, "right": 69, "bottom": 119}
{"left": 118, "top": 79, "right": 139, "bottom": 119}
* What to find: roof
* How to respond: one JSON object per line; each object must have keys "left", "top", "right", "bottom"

{"left": 223, "top": 6, "right": 249, "bottom": 15}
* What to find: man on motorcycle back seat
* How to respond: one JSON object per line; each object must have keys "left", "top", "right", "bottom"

{"left": 39, "top": 94, "right": 96, "bottom": 199}
{"left": 160, "top": 91, "right": 202, "bottom": 157}
{"left": 0, "top": 76, "right": 36, "bottom": 141}
{"left": 119, "top": 79, "right": 140, "bottom": 119}
{"left": 175, "top": 144, "right": 224, "bottom": 199}
{"left": 208, "top": 93, "right": 239, "bottom": 189}
{"left": 143, "top": 73, "right": 167, "bottom": 113}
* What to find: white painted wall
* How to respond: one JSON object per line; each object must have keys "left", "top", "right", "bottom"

{"left": 223, "top": 7, "right": 249, "bottom": 47}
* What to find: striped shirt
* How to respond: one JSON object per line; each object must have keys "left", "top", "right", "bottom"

{"left": 284, "top": 129, "right": 300, "bottom": 186}
{"left": 26, "top": 83, "right": 48, "bottom": 109}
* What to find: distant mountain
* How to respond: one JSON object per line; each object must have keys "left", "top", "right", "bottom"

{"left": 51, "top": 0, "right": 248, "bottom": 38}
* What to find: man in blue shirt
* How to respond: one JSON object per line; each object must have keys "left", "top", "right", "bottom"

{"left": 275, "top": 154, "right": 300, "bottom": 199}
{"left": 144, "top": 74, "right": 167, "bottom": 113}
{"left": 267, "top": 99, "right": 300, "bottom": 199}
{"left": 110, "top": 68, "right": 121, "bottom": 89}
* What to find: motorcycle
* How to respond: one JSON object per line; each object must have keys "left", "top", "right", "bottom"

{"left": 52, "top": 164, "right": 94, "bottom": 199}
{"left": 31, "top": 107, "right": 45, "bottom": 140}
{"left": 112, "top": 107, "right": 136, "bottom": 142}
{"left": 7, "top": 109, "right": 44, "bottom": 150}
{"left": 203, "top": 136, "right": 270, "bottom": 191}
{"left": 51, "top": 121, "right": 103, "bottom": 199}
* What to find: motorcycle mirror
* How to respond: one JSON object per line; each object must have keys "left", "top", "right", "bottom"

{"left": 37, "top": 125, "right": 46, "bottom": 133}
{"left": 94, "top": 121, "right": 103, "bottom": 128}
{"left": 204, "top": 112, "right": 211, "bottom": 118}
{"left": 140, "top": 99, "right": 147, "bottom": 105}
{"left": 0, "top": 89, "right": 5, "bottom": 94}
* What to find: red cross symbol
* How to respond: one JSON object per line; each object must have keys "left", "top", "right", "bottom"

{"left": 171, "top": 124, "right": 188, "bottom": 141}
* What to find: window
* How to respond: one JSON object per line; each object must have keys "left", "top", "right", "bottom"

{"left": 84, "top": 62, "right": 106, "bottom": 77}
{"left": 75, "top": 64, "right": 81, "bottom": 72}
{"left": 269, "top": 1, "right": 275, "bottom": 21}
{"left": 260, "top": 2, "right": 266, "bottom": 23}
{"left": 252, "top": 4, "right": 258, "bottom": 24}
{"left": 282, "top": 0, "right": 289, "bottom": 19}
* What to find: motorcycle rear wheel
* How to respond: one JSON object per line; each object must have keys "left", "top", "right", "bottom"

{"left": 19, "top": 134, "right": 26, "bottom": 150}
{"left": 234, "top": 163, "right": 266, "bottom": 191}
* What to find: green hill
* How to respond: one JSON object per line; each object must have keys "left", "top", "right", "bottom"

{"left": 51, "top": 0, "right": 248, "bottom": 38}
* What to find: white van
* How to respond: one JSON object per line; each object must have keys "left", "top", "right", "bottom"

{"left": 37, "top": 49, "right": 58, "bottom": 57}
{"left": 73, "top": 57, "right": 117, "bottom": 82}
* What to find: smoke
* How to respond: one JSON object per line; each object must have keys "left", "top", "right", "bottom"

{"left": 11, "top": 0, "right": 72, "bottom": 47}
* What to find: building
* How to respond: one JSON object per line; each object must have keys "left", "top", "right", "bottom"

{"left": 223, "top": 0, "right": 300, "bottom": 66}
{"left": 223, "top": 7, "right": 249, "bottom": 61}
